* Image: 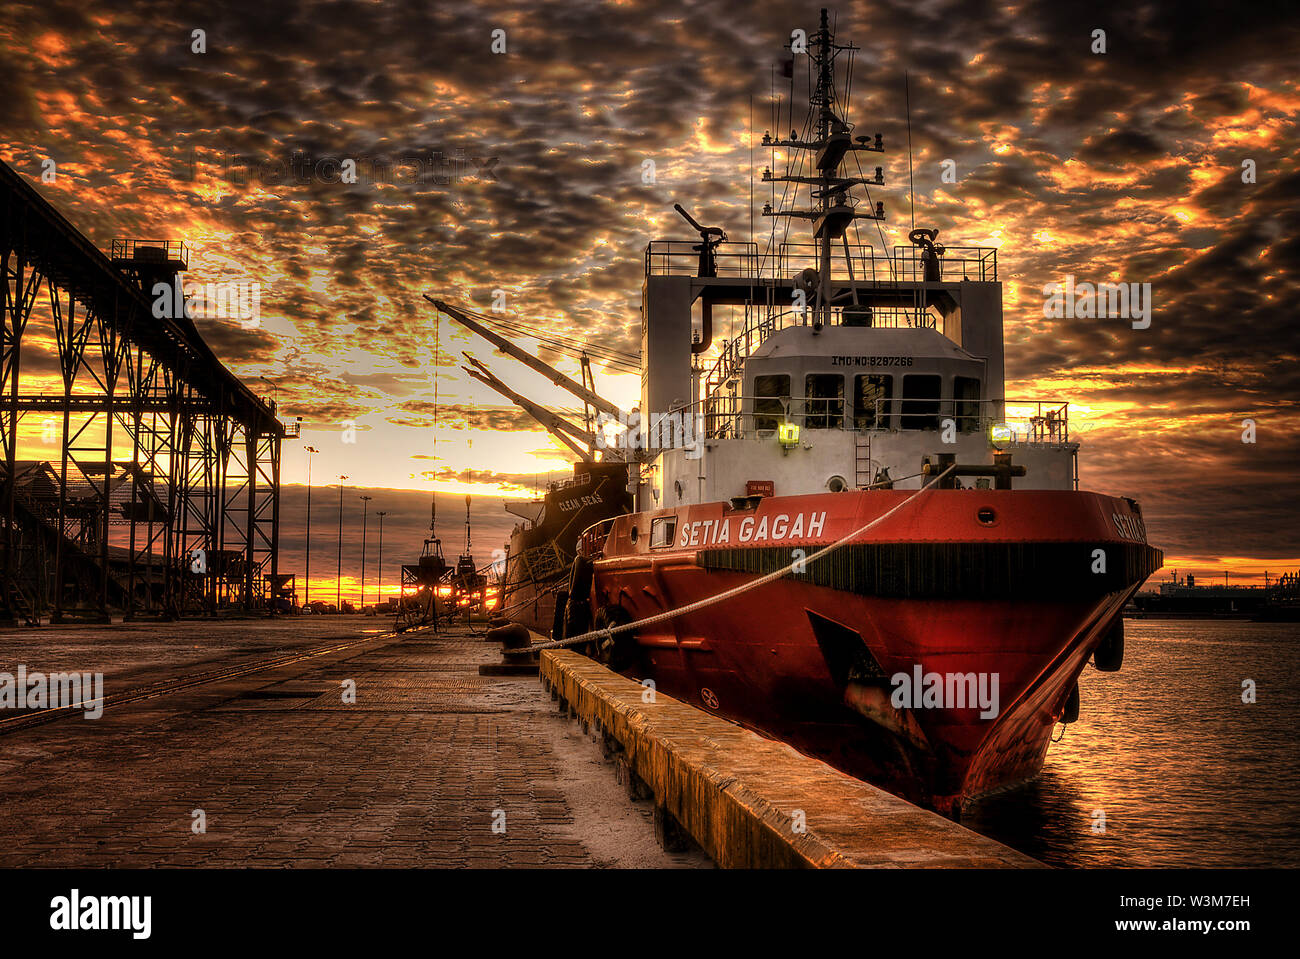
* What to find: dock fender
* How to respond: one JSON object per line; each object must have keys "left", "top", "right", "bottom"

{"left": 1062, "top": 683, "right": 1080, "bottom": 724}
{"left": 551, "top": 589, "right": 569, "bottom": 640}
{"left": 1093, "top": 619, "right": 1124, "bottom": 672}
{"left": 562, "top": 556, "right": 595, "bottom": 638}
{"left": 592, "top": 604, "right": 638, "bottom": 670}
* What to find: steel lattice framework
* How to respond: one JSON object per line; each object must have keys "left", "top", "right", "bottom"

{"left": 1, "top": 160, "right": 286, "bottom": 623}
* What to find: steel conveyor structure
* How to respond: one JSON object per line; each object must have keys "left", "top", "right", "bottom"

{"left": 1, "top": 159, "right": 289, "bottom": 623}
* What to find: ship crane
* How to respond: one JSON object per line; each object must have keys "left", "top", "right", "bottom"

{"left": 424, "top": 297, "right": 623, "bottom": 419}
{"left": 460, "top": 353, "right": 602, "bottom": 462}
{"left": 424, "top": 294, "right": 631, "bottom": 463}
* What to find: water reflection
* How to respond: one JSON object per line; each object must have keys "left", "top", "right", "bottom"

{"left": 964, "top": 620, "right": 1300, "bottom": 867}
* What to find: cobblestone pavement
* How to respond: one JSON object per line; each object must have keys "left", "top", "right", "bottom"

{"left": 0, "top": 615, "right": 387, "bottom": 692}
{"left": 0, "top": 623, "right": 710, "bottom": 868}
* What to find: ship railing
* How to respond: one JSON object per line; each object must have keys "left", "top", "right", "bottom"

{"left": 754, "top": 305, "right": 934, "bottom": 332}
{"left": 577, "top": 516, "right": 618, "bottom": 559}
{"left": 548, "top": 471, "right": 591, "bottom": 493}
{"left": 644, "top": 240, "right": 760, "bottom": 277}
{"left": 680, "top": 393, "right": 1070, "bottom": 443}
{"left": 891, "top": 245, "right": 998, "bottom": 282}
{"left": 704, "top": 311, "right": 780, "bottom": 388}
{"left": 777, "top": 241, "right": 884, "bottom": 281}
{"left": 643, "top": 238, "right": 997, "bottom": 283}
{"left": 854, "top": 397, "right": 1070, "bottom": 444}
{"left": 1001, "top": 399, "right": 1071, "bottom": 444}
{"left": 110, "top": 238, "right": 190, "bottom": 269}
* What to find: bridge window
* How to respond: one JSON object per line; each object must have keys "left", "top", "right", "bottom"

{"left": 853, "top": 374, "right": 892, "bottom": 430}
{"left": 954, "top": 376, "right": 981, "bottom": 433}
{"left": 805, "top": 374, "right": 845, "bottom": 429}
{"left": 650, "top": 516, "right": 677, "bottom": 549}
{"left": 753, "top": 374, "right": 790, "bottom": 432}
{"left": 901, "top": 374, "right": 942, "bottom": 431}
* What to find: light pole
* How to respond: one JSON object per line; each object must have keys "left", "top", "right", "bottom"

{"left": 303, "top": 446, "right": 318, "bottom": 610}
{"left": 336, "top": 475, "right": 348, "bottom": 612}
{"left": 259, "top": 375, "right": 279, "bottom": 415}
{"left": 376, "top": 511, "right": 387, "bottom": 610}
{"left": 359, "top": 494, "right": 372, "bottom": 609}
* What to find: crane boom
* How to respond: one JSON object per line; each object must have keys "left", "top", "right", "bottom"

{"left": 425, "top": 296, "right": 623, "bottom": 419}
{"left": 460, "top": 354, "right": 601, "bottom": 462}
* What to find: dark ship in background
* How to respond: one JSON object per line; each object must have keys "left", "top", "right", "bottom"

{"left": 1129, "top": 569, "right": 1300, "bottom": 620}
{"left": 402, "top": 298, "right": 634, "bottom": 634}
{"left": 497, "top": 460, "right": 631, "bottom": 636}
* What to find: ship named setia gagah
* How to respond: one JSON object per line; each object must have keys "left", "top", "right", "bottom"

{"left": 437, "top": 8, "right": 1163, "bottom": 817}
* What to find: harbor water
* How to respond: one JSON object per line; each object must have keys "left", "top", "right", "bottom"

{"left": 965, "top": 619, "right": 1300, "bottom": 867}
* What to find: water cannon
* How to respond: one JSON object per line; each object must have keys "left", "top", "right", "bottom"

{"left": 909, "top": 228, "right": 946, "bottom": 282}
{"left": 674, "top": 203, "right": 728, "bottom": 278}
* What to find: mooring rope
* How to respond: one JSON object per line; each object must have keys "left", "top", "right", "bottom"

{"left": 507, "top": 464, "right": 956, "bottom": 656}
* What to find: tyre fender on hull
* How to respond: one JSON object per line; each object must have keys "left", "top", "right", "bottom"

{"left": 1093, "top": 619, "right": 1124, "bottom": 672}
{"left": 562, "top": 556, "right": 594, "bottom": 639}
{"left": 550, "top": 589, "right": 569, "bottom": 641}
{"left": 1062, "top": 683, "right": 1080, "bottom": 724}
{"left": 591, "top": 604, "right": 638, "bottom": 670}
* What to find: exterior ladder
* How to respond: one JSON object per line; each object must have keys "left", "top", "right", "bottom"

{"left": 854, "top": 433, "right": 873, "bottom": 489}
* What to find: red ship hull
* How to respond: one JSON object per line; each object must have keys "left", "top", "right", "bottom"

{"left": 588, "top": 488, "right": 1162, "bottom": 814}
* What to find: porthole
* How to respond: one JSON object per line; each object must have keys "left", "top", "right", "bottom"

{"left": 976, "top": 506, "right": 997, "bottom": 526}
{"left": 827, "top": 474, "right": 849, "bottom": 493}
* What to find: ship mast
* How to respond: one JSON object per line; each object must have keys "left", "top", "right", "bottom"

{"left": 762, "top": 8, "right": 885, "bottom": 331}
{"left": 464, "top": 494, "right": 472, "bottom": 556}
{"left": 814, "top": 8, "right": 835, "bottom": 323}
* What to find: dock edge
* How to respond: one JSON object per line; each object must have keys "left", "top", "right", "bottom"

{"left": 540, "top": 649, "right": 1043, "bottom": 869}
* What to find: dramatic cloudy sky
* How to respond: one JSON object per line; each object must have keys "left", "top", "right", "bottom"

{"left": 2, "top": 0, "right": 1298, "bottom": 595}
